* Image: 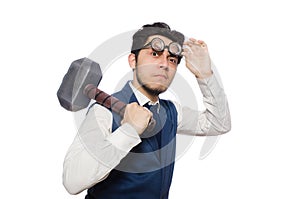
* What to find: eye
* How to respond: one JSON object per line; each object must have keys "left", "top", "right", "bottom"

{"left": 168, "top": 57, "right": 178, "bottom": 65}
{"left": 151, "top": 51, "right": 159, "bottom": 57}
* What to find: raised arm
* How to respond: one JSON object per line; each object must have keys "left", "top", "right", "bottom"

{"left": 176, "top": 38, "right": 231, "bottom": 136}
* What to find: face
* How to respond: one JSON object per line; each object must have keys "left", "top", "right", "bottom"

{"left": 130, "top": 35, "right": 179, "bottom": 96}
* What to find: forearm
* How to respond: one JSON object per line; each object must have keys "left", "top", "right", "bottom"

{"left": 177, "top": 69, "right": 231, "bottom": 136}
{"left": 195, "top": 73, "right": 231, "bottom": 135}
{"left": 63, "top": 105, "right": 141, "bottom": 194}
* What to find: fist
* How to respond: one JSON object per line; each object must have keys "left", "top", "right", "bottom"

{"left": 121, "top": 102, "right": 153, "bottom": 135}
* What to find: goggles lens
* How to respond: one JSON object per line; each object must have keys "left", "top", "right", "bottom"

{"left": 145, "top": 37, "right": 182, "bottom": 56}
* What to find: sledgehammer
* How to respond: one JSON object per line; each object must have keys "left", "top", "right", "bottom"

{"left": 57, "top": 57, "right": 155, "bottom": 129}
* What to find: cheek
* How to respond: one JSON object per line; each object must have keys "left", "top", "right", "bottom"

{"left": 137, "top": 54, "right": 159, "bottom": 68}
{"left": 137, "top": 63, "right": 157, "bottom": 74}
{"left": 136, "top": 65, "right": 151, "bottom": 80}
{"left": 168, "top": 67, "right": 177, "bottom": 77}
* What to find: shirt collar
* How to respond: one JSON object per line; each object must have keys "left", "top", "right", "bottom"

{"left": 129, "top": 81, "right": 160, "bottom": 107}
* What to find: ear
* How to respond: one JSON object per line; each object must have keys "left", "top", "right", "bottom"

{"left": 128, "top": 53, "right": 136, "bottom": 69}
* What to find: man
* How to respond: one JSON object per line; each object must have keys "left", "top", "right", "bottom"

{"left": 63, "top": 22, "right": 231, "bottom": 199}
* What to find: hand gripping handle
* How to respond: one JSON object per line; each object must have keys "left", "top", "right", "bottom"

{"left": 84, "top": 84, "right": 156, "bottom": 132}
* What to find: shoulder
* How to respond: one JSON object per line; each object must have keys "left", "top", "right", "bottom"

{"left": 86, "top": 102, "right": 113, "bottom": 120}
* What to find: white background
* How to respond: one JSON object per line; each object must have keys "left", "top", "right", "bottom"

{"left": 1, "top": 0, "right": 300, "bottom": 198}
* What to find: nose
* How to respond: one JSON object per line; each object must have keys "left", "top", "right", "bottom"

{"left": 159, "top": 49, "right": 169, "bottom": 70}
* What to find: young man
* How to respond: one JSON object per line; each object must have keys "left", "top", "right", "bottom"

{"left": 63, "top": 22, "right": 231, "bottom": 199}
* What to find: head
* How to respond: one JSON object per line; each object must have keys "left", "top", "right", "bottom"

{"left": 128, "top": 22, "right": 185, "bottom": 100}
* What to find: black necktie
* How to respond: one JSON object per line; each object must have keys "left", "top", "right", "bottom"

{"left": 144, "top": 103, "right": 162, "bottom": 148}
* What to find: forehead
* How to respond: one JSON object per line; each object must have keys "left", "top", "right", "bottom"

{"left": 145, "top": 35, "right": 173, "bottom": 45}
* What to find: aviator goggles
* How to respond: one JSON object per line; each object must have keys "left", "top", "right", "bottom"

{"left": 142, "top": 37, "right": 182, "bottom": 56}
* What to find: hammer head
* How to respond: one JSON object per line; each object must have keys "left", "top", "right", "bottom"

{"left": 57, "top": 58, "right": 102, "bottom": 111}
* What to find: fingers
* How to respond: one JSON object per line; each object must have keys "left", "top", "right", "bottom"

{"left": 122, "top": 102, "right": 153, "bottom": 135}
{"left": 183, "top": 38, "right": 207, "bottom": 48}
{"left": 182, "top": 38, "right": 208, "bottom": 56}
{"left": 127, "top": 103, "right": 152, "bottom": 118}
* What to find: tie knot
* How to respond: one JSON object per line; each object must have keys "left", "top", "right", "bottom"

{"left": 144, "top": 102, "right": 159, "bottom": 114}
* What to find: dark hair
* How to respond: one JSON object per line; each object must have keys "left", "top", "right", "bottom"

{"left": 131, "top": 22, "right": 185, "bottom": 64}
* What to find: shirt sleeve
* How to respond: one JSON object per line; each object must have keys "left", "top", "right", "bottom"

{"left": 175, "top": 69, "right": 231, "bottom": 136}
{"left": 62, "top": 104, "right": 141, "bottom": 195}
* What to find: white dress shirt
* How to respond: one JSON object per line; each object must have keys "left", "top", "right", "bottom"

{"left": 62, "top": 73, "right": 231, "bottom": 195}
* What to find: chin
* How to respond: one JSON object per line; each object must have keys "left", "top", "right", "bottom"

{"left": 143, "top": 84, "right": 168, "bottom": 96}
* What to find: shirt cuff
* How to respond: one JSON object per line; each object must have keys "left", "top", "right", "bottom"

{"left": 106, "top": 123, "right": 141, "bottom": 153}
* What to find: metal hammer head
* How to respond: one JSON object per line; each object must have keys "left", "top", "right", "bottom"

{"left": 57, "top": 58, "right": 102, "bottom": 111}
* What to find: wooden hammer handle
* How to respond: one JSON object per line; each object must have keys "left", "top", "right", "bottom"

{"left": 84, "top": 84, "right": 156, "bottom": 131}
{"left": 84, "top": 84, "right": 126, "bottom": 117}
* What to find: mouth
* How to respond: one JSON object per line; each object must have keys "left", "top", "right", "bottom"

{"left": 154, "top": 74, "right": 168, "bottom": 80}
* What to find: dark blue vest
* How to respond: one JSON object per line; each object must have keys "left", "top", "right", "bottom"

{"left": 85, "top": 82, "right": 178, "bottom": 199}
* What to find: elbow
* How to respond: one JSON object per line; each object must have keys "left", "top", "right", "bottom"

{"left": 210, "top": 116, "right": 231, "bottom": 135}
{"left": 62, "top": 162, "right": 109, "bottom": 195}
{"left": 62, "top": 168, "right": 84, "bottom": 195}
{"left": 199, "top": 121, "right": 231, "bottom": 136}
{"left": 218, "top": 117, "right": 231, "bottom": 135}
{"left": 63, "top": 185, "right": 79, "bottom": 195}
{"left": 63, "top": 175, "right": 81, "bottom": 195}
{"left": 217, "top": 103, "right": 231, "bottom": 135}
{"left": 220, "top": 124, "right": 231, "bottom": 134}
